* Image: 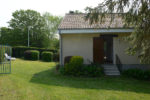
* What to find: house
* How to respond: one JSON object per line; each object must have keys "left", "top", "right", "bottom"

{"left": 58, "top": 13, "right": 140, "bottom": 67}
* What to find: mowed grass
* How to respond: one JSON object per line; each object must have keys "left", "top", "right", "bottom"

{"left": 0, "top": 59, "right": 150, "bottom": 100}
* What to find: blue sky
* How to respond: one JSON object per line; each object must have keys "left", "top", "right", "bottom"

{"left": 0, "top": 0, "right": 101, "bottom": 27}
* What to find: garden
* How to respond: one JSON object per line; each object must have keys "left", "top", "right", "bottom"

{"left": 0, "top": 45, "right": 150, "bottom": 100}
{"left": 0, "top": 59, "right": 150, "bottom": 100}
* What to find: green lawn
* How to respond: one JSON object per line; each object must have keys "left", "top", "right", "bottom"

{"left": 0, "top": 59, "right": 150, "bottom": 100}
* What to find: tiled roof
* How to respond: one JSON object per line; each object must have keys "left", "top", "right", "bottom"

{"left": 58, "top": 13, "right": 126, "bottom": 29}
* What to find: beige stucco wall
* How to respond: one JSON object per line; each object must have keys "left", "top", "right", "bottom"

{"left": 61, "top": 33, "right": 140, "bottom": 65}
{"left": 113, "top": 36, "right": 140, "bottom": 64}
{"left": 61, "top": 34, "right": 99, "bottom": 65}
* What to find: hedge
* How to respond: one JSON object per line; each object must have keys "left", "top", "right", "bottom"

{"left": 24, "top": 50, "right": 39, "bottom": 60}
{"left": 122, "top": 68, "right": 150, "bottom": 80}
{"left": 59, "top": 56, "right": 104, "bottom": 77}
{"left": 53, "top": 52, "right": 59, "bottom": 62}
{"left": 12, "top": 46, "right": 57, "bottom": 59}
{"left": 42, "top": 51, "right": 53, "bottom": 62}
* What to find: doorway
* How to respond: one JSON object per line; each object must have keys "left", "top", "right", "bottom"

{"left": 93, "top": 36, "right": 113, "bottom": 64}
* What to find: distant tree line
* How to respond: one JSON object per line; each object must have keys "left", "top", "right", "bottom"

{"left": 0, "top": 9, "right": 62, "bottom": 50}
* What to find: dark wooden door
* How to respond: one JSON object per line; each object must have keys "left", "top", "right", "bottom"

{"left": 93, "top": 37, "right": 104, "bottom": 64}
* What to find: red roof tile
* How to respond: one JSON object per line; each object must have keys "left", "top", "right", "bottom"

{"left": 58, "top": 13, "right": 126, "bottom": 29}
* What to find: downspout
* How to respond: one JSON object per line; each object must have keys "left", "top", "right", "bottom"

{"left": 58, "top": 30, "right": 63, "bottom": 66}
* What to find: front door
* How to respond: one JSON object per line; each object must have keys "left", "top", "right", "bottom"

{"left": 93, "top": 37, "right": 104, "bottom": 64}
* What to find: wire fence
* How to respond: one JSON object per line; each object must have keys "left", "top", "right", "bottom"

{"left": 0, "top": 45, "right": 11, "bottom": 74}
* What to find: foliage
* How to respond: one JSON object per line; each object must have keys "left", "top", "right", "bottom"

{"left": 24, "top": 50, "right": 31, "bottom": 60}
{"left": 0, "top": 10, "right": 61, "bottom": 50}
{"left": 43, "top": 12, "right": 62, "bottom": 39}
{"left": 60, "top": 64, "right": 104, "bottom": 77}
{"left": 53, "top": 52, "right": 59, "bottom": 62}
{"left": 8, "top": 9, "right": 47, "bottom": 48}
{"left": 64, "top": 56, "right": 84, "bottom": 76}
{"left": 83, "top": 64, "right": 104, "bottom": 77}
{"left": 24, "top": 50, "right": 39, "bottom": 60}
{"left": 0, "top": 46, "right": 5, "bottom": 62}
{"left": 49, "top": 38, "right": 59, "bottom": 50}
{"left": 123, "top": 69, "right": 150, "bottom": 80}
{"left": 31, "top": 50, "right": 40, "bottom": 60}
{"left": 0, "top": 27, "right": 13, "bottom": 45}
{"left": 12, "top": 46, "right": 56, "bottom": 58}
{"left": 70, "top": 56, "right": 84, "bottom": 64}
{"left": 42, "top": 51, "right": 53, "bottom": 62}
{"left": 42, "top": 12, "right": 62, "bottom": 49}
{"left": 60, "top": 56, "right": 103, "bottom": 77}
{"left": 64, "top": 56, "right": 73, "bottom": 64}
{"left": 85, "top": 0, "right": 150, "bottom": 64}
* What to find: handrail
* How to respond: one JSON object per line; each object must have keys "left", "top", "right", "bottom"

{"left": 115, "top": 54, "right": 122, "bottom": 72}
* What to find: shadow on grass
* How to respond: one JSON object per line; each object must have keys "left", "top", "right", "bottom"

{"left": 30, "top": 68, "right": 150, "bottom": 94}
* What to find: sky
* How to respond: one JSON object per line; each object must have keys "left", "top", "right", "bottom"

{"left": 0, "top": 0, "right": 101, "bottom": 27}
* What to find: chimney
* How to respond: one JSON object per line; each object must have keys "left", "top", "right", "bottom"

{"left": 69, "top": 11, "right": 74, "bottom": 14}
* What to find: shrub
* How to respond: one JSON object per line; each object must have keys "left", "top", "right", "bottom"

{"left": 12, "top": 46, "right": 56, "bottom": 59}
{"left": 64, "top": 56, "right": 84, "bottom": 76}
{"left": 53, "top": 52, "right": 59, "bottom": 62}
{"left": 60, "top": 56, "right": 104, "bottom": 77}
{"left": 42, "top": 51, "right": 53, "bottom": 62}
{"left": 31, "top": 50, "right": 39, "bottom": 60}
{"left": 83, "top": 64, "right": 104, "bottom": 77}
{"left": 122, "top": 68, "right": 150, "bottom": 80}
{"left": 24, "top": 50, "right": 39, "bottom": 60}
{"left": 144, "top": 70, "right": 150, "bottom": 80}
{"left": 59, "top": 66, "right": 66, "bottom": 75}
{"left": 70, "top": 56, "right": 84, "bottom": 65}
{"left": 24, "top": 50, "right": 31, "bottom": 60}
{"left": 64, "top": 56, "right": 72, "bottom": 64}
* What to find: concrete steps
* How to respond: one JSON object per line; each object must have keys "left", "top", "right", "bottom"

{"left": 102, "top": 64, "right": 120, "bottom": 76}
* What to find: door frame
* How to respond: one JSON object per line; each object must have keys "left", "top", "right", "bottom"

{"left": 93, "top": 35, "right": 115, "bottom": 64}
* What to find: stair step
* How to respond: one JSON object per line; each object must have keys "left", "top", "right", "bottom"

{"left": 105, "top": 73, "right": 120, "bottom": 75}
{"left": 106, "top": 73, "right": 120, "bottom": 76}
{"left": 105, "top": 70, "right": 120, "bottom": 73}
{"left": 103, "top": 66, "right": 117, "bottom": 68}
{"left": 104, "top": 68, "right": 118, "bottom": 70}
{"left": 102, "top": 64, "right": 120, "bottom": 76}
{"left": 104, "top": 67, "right": 117, "bottom": 69}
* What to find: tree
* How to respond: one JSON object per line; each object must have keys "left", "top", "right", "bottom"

{"left": 85, "top": 0, "right": 150, "bottom": 64}
{"left": 0, "top": 27, "right": 12, "bottom": 45}
{"left": 9, "top": 9, "right": 47, "bottom": 48}
{"left": 42, "top": 12, "right": 62, "bottom": 49}
{"left": 43, "top": 12, "right": 62, "bottom": 39}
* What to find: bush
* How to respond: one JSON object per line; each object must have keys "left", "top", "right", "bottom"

{"left": 64, "top": 56, "right": 72, "bottom": 64}
{"left": 24, "top": 50, "right": 39, "bottom": 60}
{"left": 60, "top": 56, "right": 104, "bottom": 77}
{"left": 53, "top": 52, "right": 59, "bottom": 62}
{"left": 31, "top": 50, "right": 40, "bottom": 60}
{"left": 70, "top": 56, "right": 83, "bottom": 64}
{"left": 24, "top": 50, "right": 31, "bottom": 60}
{"left": 122, "top": 68, "right": 150, "bottom": 80}
{"left": 83, "top": 64, "right": 104, "bottom": 77}
{"left": 42, "top": 51, "right": 53, "bottom": 62}
{"left": 64, "top": 56, "right": 84, "bottom": 76}
{"left": 12, "top": 46, "right": 57, "bottom": 59}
